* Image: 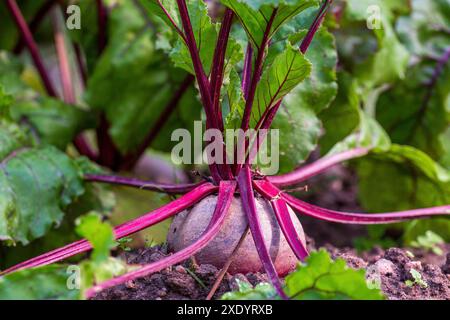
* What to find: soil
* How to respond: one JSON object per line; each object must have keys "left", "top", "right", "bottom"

{"left": 93, "top": 164, "right": 450, "bottom": 300}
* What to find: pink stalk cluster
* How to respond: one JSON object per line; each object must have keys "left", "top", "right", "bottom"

{"left": 2, "top": 0, "right": 450, "bottom": 301}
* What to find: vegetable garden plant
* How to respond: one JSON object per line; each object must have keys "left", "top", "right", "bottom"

{"left": 0, "top": 0, "right": 449, "bottom": 300}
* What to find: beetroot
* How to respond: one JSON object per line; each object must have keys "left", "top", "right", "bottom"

{"left": 4, "top": 0, "right": 450, "bottom": 301}
{"left": 168, "top": 195, "right": 305, "bottom": 275}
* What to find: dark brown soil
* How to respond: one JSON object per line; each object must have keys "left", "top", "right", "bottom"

{"left": 92, "top": 241, "right": 450, "bottom": 300}
{"left": 93, "top": 164, "right": 450, "bottom": 300}
{"left": 93, "top": 245, "right": 270, "bottom": 300}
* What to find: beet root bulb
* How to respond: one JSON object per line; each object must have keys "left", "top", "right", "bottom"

{"left": 167, "top": 195, "right": 306, "bottom": 276}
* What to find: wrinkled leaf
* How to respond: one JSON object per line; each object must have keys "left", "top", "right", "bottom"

{"left": 221, "top": 0, "right": 318, "bottom": 50}
{"left": 252, "top": 44, "right": 311, "bottom": 123}
{"left": 0, "top": 145, "right": 85, "bottom": 245}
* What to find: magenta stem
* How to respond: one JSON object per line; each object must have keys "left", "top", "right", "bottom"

{"left": 255, "top": 182, "right": 308, "bottom": 260}
{"left": 156, "top": 0, "right": 187, "bottom": 42}
{"left": 299, "top": 0, "right": 332, "bottom": 54}
{"left": 256, "top": 180, "right": 450, "bottom": 225}
{"left": 95, "top": 0, "right": 108, "bottom": 54}
{"left": 6, "top": 0, "right": 57, "bottom": 97}
{"left": 210, "top": 9, "right": 234, "bottom": 132}
{"left": 176, "top": 0, "right": 226, "bottom": 182}
{"left": 242, "top": 44, "right": 253, "bottom": 100}
{"left": 268, "top": 148, "right": 369, "bottom": 187}
{"left": 51, "top": 8, "right": 97, "bottom": 160}
{"left": 1, "top": 183, "right": 218, "bottom": 275}
{"left": 13, "top": 0, "right": 57, "bottom": 53}
{"left": 240, "top": 9, "right": 277, "bottom": 133}
{"left": 86, "top": 181, "right": 236, "bottom": 298}
{"left": 237, "top": 166, "right": 288, "bottom": 299}
{"left": 84, "top": 174, "right": 202, "bottom": 194}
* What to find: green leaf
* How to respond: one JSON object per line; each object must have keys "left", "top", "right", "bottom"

{"left": 75, "top": 212, "right": 132, "bottom": 297}
{"left": 169, "top": 0, "right": 218, "bottom": 75}
{"left": 221, "top": 0, "right": 318, "bottom": 50}
{"left": 319, "top": 72, "right": 361, "bottom": 153}
{"left": 344, "top": 0, "right": 411, "bottom": 88}
{"left": 376, "top": 57, "right": 450, "bottom": 162}
{"left": 405, "top": 269, "right": 427, "bottom": 288}
{"left": 326, "top": 111, "right": 391, "bottom": 156}
{"left": 357, "top": 144, "right": 450, "bottom": 213}
{"left": 221, "top": 280, "right": 277, "bottom": 300}
{"left": 0, "top": 120, "right": 29, "bottom": 160}
{"left": 221, "top": 250, "right": 384, "bottom": 300}
{"left": 409, "top": 230, "right": 444, "bottom": 255}
{"left": 291, "top": 28, "right": 338, "bottom": 113}
{"left": 271, "top": 102, "right": 321, "bottom": 173}
{"left": 86, "top": 1, "right": 201, "bottom": 154}
{"left": 285, "top": 250, "right": 384, "bottom": 300}
{"left": 252, "top": 44, "right": 311, "bottom": 123}
{"left": 0, "top": 146, "right": 85, "bottom": 245}
{"left": 10, "top": 97, "right": 95, "bottom": 149}
{"left": 266, "top": 27, "right": 337, "bottom": 172}
{"left": 396, "top": 0, "right": 450, "bottom": 58}
{"left": 139, "top": 0, "right": 181, "bottom": 33}
{"left": 0, "top": 265, "right": 78, "bottom": 300}
{"left": 75, "top": 213, "right": 116, "bottom": 263}
{"left": 224, "top": 68, "right": 245, "bottom": 130}
{"left": 403, "top": 219, "right": 450, "bottom": 244}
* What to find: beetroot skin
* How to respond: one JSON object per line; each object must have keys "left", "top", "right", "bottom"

{"left": 167, "top": 195, "right": 306, "bottom": 275}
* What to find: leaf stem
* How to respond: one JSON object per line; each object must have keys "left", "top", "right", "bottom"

{"left": 255, "top": 179, "right": 309, "bottom": 261}
{"left": 1, "top": 183, "right": 218, "bottom": 275}
{"left": 95, "top": 0, "right": 108, "bottom": 54}
{"left": 237, "top": 165, "right": 288, "bottom": 299}
{"left": 299, "top": 0, "right": 333, "bottom": 54}
{"left": 242, "top": 43, "right": 253, "bottom": 100}
{"left": 210, "top": 8, "right": 234, "bottom": 132}
{"left": 240, "top": 9, "right": 278, "bottom": 133}
{"left": 51, "top": 7, "right": 97, "bottom": 161}
{"left": 255, "top": 180, "right": 450, "bottom": 225}
{"left": 13, "top": 0, "right": 57, "bottom": 54}
{"left": 156, "top": 0, "right": 187, "bottom": 42}
{"left": 84, "top": 174, "right": 201, "bottom": 194}
{"left": 268, "top": 148, "right": 369, "bottom": 186}
{"left": 85, "top": 181, "right": 235, "bottom": 298}
{"left": 5, "top": 0, "right": 57, "bottom": 97}
{"left": 176, "top": 0, "right": 227, "bottom": 182}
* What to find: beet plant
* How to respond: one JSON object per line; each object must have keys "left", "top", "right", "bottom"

{"left": 0, "top": 0, "right": 449, "bottom": 300}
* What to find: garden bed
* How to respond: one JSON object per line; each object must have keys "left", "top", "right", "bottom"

{"left": 94, "top": 166, "right": 450, "bottom": 300}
